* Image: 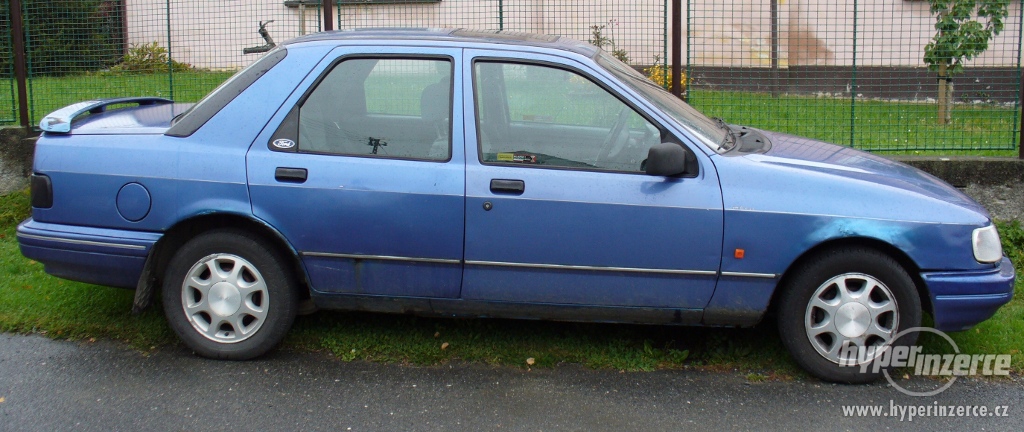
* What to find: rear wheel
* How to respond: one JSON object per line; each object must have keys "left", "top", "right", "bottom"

{"left": 162, "top": 229, "right": 298, "bottom": 360}
{"left": 777, "top": 247, "right": 921, "bottom": 383}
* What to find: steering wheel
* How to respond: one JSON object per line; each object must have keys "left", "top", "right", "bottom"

{"left": 596, "top": 107, "right": 632, "bottom": 165}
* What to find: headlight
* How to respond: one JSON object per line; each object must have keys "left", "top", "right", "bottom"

{"left": 972, "top": 225, "right": 1003, "bottom": 263}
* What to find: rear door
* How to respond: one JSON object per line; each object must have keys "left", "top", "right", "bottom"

{"left": 461, "top": 49, "right": 724, "bottom": 309}
{"left": 247, "top": 46, "right": 465, "bottom": 298}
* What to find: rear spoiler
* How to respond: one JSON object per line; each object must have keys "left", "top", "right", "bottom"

{"left": 39, "top": 97, "right": 173, "bottom": 133}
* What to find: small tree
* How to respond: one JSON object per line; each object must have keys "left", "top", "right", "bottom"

{"left": 923, "top": 0, "right": 1009, "bottom": 124}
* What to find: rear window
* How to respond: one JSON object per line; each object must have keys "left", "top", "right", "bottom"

{"left": 165, "top": 48, "right": 288, "bottom": 137}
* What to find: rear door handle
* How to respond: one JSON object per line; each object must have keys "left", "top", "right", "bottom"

{"left": 490, "top": 179, "right": 525, "bottom": 195}
{"left": 275, "top": 167, "right": 307, "bottom": 183}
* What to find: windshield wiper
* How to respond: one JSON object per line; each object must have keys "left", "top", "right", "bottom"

{"left": 712, "top": 117, "right": 737, "bottom": 152}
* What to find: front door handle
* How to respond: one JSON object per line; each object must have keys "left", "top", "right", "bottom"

{"left": 490, "top": 179, "right": 525, "bottom": 195}
{"left": 275, "top": 167, "right": 307, "bottom": 183}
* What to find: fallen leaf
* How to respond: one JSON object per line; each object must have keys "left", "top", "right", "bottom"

{"left": 441, "top": 342, "right": 449, "bottom": 350}
{"left": 433, "top": 332, "right": 440, "bottom": 338}
{"left": 903, "top": 374, "right": 910, "bottom": 380}
{"left": 0, "top": 397, "right": 5, "bottom": 403}
{"left": 526, "top": 358, "right": 535, "bottom": 366}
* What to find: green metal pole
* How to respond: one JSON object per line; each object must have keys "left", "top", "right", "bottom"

{"left": 684, "top": 0, "right": 690, "bottom": 103}
{"left": 165, "top": 0, "right": 174, "bottom": 100}
{"left": 1016, "top": 0, "right": 1024, "bottom": 158}
{"left": 849, "top": 0, "right": 858, "bottom": 149}
{"left": 498, "top": 0, "right": 503, "bottom": 31}
{"left": 663, "top": 0, "right": 668, "bottom": 91}
{"left": 770, "top": 0, "right": 779, "bottom": 98}
{"left": 670, "top": 0, "right": 681, "bottom": 99}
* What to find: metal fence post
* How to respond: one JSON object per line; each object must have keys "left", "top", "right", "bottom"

{"left": 323, "top": 0, "right": 334, "bottom": 31}
{"left": 1018, "top": 0, "right": 1024, "bottom": 159}
{"left": 671, "top": 0, "right": 681, "bottom": 98}
{"left": 165, "top": 0, "right": 174, "bottom": 101}
{"left": 120, "top": 0, "right": 128, "bottom": 56}
{"left": 770, "top": 0, "right": 779, "bottom": 98}
{"left": 10, "top": 0, "right": 30, "bottom": 128}
{"left": 684, "top": 0, "right": 691, "bottom": 103}
{"left": 849, "top": 0, "right": 858, "bottom": 149}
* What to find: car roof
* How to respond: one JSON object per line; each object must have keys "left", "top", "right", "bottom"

{"left": 282, "top": 28, "right": 600, "bottom": 58}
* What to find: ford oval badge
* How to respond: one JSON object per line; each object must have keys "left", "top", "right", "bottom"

{"left": 272, "top": 138, "right": 296, "bottom": 149}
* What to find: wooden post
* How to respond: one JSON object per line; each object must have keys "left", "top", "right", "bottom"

{"left": 323, "top": 0, "right": 334, "bottom": 31}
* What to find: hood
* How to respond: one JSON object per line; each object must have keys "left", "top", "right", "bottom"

{"left": 740, "top": 130, "right": 988, "bottom": 216}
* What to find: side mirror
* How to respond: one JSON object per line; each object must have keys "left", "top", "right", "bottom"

{"left": 645, "top": 142, "right": 693, "bottom": 177}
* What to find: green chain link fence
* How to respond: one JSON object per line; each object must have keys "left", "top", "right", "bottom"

{"left": 1, "top": 1, "right": 1021, "bottom": 155}
{"left": 686, "top": 0, "right": 1023, "bottom": 155}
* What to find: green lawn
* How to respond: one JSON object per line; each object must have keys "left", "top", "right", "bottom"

{"left": 18, "top": 71, "right": 233, "bottom": 125}
{"left": 690, "top": 90, "right": 1020, "bottom": 156}
{"left": 0, "top": 188, "right": 1021, "bottom": 377}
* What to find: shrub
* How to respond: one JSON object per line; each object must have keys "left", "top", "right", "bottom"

{"left": 588, "top": 19, "right": 630, "bottom": 64}
{"left": 107, "top": 42, "right": 193, "bottom": 74}
{"left": 644, "top": 55, "right": 688, "bottom": 93}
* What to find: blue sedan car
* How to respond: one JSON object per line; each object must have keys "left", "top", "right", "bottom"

{"left": 19, "top": 29, "right": 1014, "bottom": 383}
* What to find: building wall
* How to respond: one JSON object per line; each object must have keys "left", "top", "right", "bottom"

{"left": 685, "top": 0, "right": 1022, "bottom": 67}
{"left": 127, "top": 0, "right": 1022, "bottom": 70}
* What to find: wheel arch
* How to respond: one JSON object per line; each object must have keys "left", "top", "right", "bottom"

{"left": 131, "top": 212, "right": 310, "bottom": 313}
{"left": 766, "top": 237, "right": 931, "bottom": 318}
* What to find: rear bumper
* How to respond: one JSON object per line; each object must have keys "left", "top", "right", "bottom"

{"left": 17, "top": 218, "right": 160, "bottom": 289}
{"left": 923, "top": 256, "right": 1016, "bottom": 332}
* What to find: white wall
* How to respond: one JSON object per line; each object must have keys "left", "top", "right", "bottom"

{"left": 128, "top": 0, "right": 1022, "bottom": 70}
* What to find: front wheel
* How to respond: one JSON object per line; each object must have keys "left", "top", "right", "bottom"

{"left": 777, "top": 247, "right": 922, "bottom": 383}
{"left": 162, "top": 229, "right": 298, "bottom": 360}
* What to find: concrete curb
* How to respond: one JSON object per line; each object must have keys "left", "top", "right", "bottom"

{"left": 0, "top": 127, "right": 34, "bottom": 194}
{"left": 893, "top": 156, "right": 1024, "bottom": 187}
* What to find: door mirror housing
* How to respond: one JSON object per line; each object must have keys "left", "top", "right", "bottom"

{"left": 645, "top": 142, "right": 695, "bottom": 177}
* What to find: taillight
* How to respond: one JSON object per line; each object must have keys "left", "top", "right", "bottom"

{"left": 30, "top": 173, "right": 52, "bottom": 208}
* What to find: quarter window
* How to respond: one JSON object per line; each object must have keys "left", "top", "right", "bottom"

{"left": 473, "top": 62, "right": 660, "bottom": 172}
{"left": 299, "top": 58, "right": 452, "bottom": 160}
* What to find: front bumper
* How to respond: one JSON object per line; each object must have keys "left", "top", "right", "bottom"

{"left": 17, "top": 218, "right": 160, "bottom": 289}
{"left": 923, "top": 256, "right": 1016, "bottom": 332}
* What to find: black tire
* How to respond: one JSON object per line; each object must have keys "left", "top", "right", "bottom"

{"left": 777, "top": 247, "right": 921, "bottom": 384}
{"left": 162, "top": 229, "right": 298, "bottom": 360}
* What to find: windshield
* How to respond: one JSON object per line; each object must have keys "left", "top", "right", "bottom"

{"left": 596, "top": 52, "right": 727, "bottom": 150}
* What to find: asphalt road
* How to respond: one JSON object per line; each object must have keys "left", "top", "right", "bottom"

{"left": 0, "top": 333, "right": 1021, "bottom": 431}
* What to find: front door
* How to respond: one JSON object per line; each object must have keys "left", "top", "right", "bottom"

{"left": 461, "top": 51, "right": 724, "bottom": 309}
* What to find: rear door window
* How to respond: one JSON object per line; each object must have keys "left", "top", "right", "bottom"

{"left": 299, "top": 57, "right": 453, "bottom": 161}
